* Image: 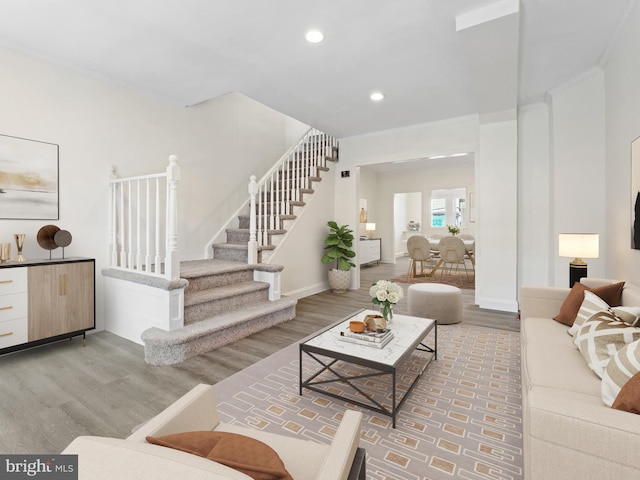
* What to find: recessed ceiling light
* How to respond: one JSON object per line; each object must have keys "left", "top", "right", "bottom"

{"left": 370, "top": 92, "right": 385, "bottom": 101}
{"left": 305, "top": 30, "right": 324, "bottom": 43}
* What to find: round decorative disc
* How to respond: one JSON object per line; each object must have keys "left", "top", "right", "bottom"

{"left": 54, "top": 230, "right": 72, "bottom": 248}
{"left": 37, "top": 225, "right": 60, "bottom": 250}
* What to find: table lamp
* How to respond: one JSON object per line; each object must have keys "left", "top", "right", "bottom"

{"left": 558, "top": 233, "right": 599, "bottom": 287}
{"left": 366, "top": 223, "right": 376, "bottom": 239}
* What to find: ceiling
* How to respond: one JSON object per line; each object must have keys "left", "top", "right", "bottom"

{"left": 0, "top": 0, "right": 633, "bottom": 138}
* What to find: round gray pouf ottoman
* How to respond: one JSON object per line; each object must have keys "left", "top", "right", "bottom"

{"left": 407, "top": 283, "right": 462, "bottom": 324}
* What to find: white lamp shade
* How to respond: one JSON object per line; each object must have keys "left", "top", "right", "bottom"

{"left": 365, "top": 223, "right": 376, "bottom": 231}
{"left": 558, "top": 233, "right": 599, "bottom": 259}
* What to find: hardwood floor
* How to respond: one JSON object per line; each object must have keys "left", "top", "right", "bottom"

{"left": 0, "top": 257, "right": 518, "bottom": 454}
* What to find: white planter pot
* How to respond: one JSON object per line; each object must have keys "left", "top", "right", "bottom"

{"left": 328, "top": 269, "right": 351, "bottom": 293}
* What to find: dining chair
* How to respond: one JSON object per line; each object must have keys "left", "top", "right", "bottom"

{"left": 406, "top": 235, "right": 433, "bottom": 277}
{"left": 438, "top": 236, "right": 471, "bottom": 282}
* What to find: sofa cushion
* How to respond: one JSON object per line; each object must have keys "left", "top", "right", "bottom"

{"left": 521, "top": 319, "right": 601, "bottom": 396}
{"left": 567, "top": 291, "right": 611, "bottom": 337}
{"left": 147, "top": 431, "right": 293, "bottom": 480}
{"left": 553, "top": 281, "right": 625, "bottom": 326}
{"left": 602, "top": 339, "right": 640, "bottom": 407}
{"left": 575, "top": 312, "right": 640, "bottom": 378}
{"left": 612, "top": 371, "right": 640, "bottom": 414}
{"left": 63, "top": 436, "right": 252, "bottom": 479}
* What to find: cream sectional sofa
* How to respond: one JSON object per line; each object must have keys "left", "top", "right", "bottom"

{"left": 520, "top": 278, "right": 640, "bottom": 480}
{"left": 62, "top": 383, "right": 364, "bottom": 480}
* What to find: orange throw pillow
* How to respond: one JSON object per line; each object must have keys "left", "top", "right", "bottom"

{"left": 147, "top": 431, "right": 293, "bottom": 480}
{"left": 612, "top": 371, "right": 640, "bottom": 414}
{"left": 553, "top": 281, "right": 625, "bottom": 326}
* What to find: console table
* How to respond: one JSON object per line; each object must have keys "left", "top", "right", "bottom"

{"left": 0, "top": 257, "right": 95, "bottom": 355}
{"left": 359, "top": 238, "right": 381, "bottom": 265}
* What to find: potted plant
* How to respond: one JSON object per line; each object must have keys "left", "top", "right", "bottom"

{"left": 446, "top": 224, "right": 460, "bottom": 236}
{"left": 321, "top": 221, "right": 356, "bottom": 293}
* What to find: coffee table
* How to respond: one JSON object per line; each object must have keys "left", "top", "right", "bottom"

{"left": 299, "top": 309, "right": 437, "bottom": 428}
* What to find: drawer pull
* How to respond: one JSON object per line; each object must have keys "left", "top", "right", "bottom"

{"left": 0, "top": 306, "right": 13, "bottom": 311}
{"left": 0, "top": 280, "right": 13, "bottom": 284}
{"left": 0, "top": 332, "right": 13, "bottom": 338}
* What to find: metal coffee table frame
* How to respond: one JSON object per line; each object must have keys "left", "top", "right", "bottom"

{"left": 299, "top": 309, "right": 437, "bottom": 428}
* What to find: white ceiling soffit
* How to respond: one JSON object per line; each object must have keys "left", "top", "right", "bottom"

{"left": 0, "top": 0, "right": 633, "bottom": 137}
{"left": 456, "top": 0, "right": 520, "bottom": 115}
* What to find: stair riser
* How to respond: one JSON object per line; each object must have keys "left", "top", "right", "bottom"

{"left": 226, "top": 230, "right": 250, "bottom": 244}
{"left": 212, "top": 246, "right": 250, "bottom": 263}
{"left": 185, "top": 270, "right": 254, "bottom": 293}
{"left": 184, "top": 288, "right": 270, "bottom": 324}
{"left": 237, "top": 216, "right": 294, "bottom": 230}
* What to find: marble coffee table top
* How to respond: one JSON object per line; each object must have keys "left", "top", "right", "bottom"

{"left": 302, "top": 309, "right": 435, "bottom": 367}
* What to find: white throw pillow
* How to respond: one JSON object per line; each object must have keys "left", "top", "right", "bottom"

{"left": 568, "top": 290, "right": 611, "bottom": 338}
{"left": 611, "top": 306, "right": 640, "bottom": 326}
{"left": 602, "top": 339, "right": 640, "bottom": 406}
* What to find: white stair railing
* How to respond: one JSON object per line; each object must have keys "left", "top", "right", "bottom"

{"left": 108, "top": 155, "right": 181, "bottom": 280}
{"left": 247, "top": 128, "right": 338, "bottom": 263}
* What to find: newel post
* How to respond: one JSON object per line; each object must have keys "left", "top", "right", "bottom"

{"left": 248, "top": 175, "right": 258, "bottom": 264}
{"left": 166, "top": 155, "right": 180, "bottom": 279}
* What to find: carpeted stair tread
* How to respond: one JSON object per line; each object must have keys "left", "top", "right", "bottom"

{"left": 142, "top": 297, "right": 298, "bottom": 365}
{"left": 212, "top": 243, "right": 276, "bottom": 251}
{"left": 184, "top": 280, "right": 269, "bottom": 307}
{"left": 180, "top": 259, "right": 255, "bottom": 278}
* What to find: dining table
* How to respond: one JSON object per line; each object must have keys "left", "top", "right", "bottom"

{"left": 410, "top": 237, "right": 475, "bottom": 277}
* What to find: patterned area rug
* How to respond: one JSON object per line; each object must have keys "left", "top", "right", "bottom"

{"left": 213, "top": 324, "right": 522, "bottom": 480}
{"left": 390, "top": 268, "right": 475, "bottom": 290}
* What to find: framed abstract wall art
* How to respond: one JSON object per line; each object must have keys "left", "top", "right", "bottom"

{"left": 0, "top": 134, "right": 59, "bottom": 220}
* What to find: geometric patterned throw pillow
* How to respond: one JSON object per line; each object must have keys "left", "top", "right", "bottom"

{"left": 568, "top": 291, "right": 611, "bottom": 338}
{"left": 602, "top": 339, "right": 640, "bottom": 407}
{"left": 611, "top": 306, "right": 640, "bottom": 326}
{"left": 575, "top": 311, "right": 640, "bottom": 378}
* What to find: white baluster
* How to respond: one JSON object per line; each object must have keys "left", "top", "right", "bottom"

{"left": 145, "top": 178, "right": 151, "bottom": 273}
{"left": 155, "top": 177, "right": 161, "bottom": 274}
{"left": 136, "top": 180, "right": 141, "bottom": 271}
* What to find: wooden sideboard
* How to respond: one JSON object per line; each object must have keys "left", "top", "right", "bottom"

{"left": 359, "top": 238, "right": 381, "bottom": 266}
{"left": 0, "top": 257, "right": 95, "bottom": 355}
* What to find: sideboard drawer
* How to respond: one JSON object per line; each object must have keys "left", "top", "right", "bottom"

{"left": 0, "top": 268, "right": 27, "bottom": 295}
{"left": 0, "top": 292, "right": 27, "bottom": 322}
{"left": 0, "top": 317, "right": 28, "bottom": 349}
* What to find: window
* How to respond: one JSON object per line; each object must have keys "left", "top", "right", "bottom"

{"left": 431, "top": 188, "right": 466, "bottom": 228}
{"left": 430, "top": 198, "right": 445, "bottom": 227}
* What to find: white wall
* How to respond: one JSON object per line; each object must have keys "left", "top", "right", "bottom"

{"left": 518, "top": 104, "right": 552, "bottom": 287}
{"left": 476, "top": 113, "right": 518, "bottom": 312}
{"left": 605, "top": 0, "right": 640, "bottom": 284}
{"left": 0, "top": 46, "right": 308, "bottom": 332}
{"left": 547, "top": 71, "right": 606, "bottom": 286}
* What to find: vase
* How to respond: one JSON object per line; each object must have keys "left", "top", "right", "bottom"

{"left": 14, "top": 234, "right": 25, "bottom": 262}
{"left": 380, "top": 303, "right": 393, "bottom": 324}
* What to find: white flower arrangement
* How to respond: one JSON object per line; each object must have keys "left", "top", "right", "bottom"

{"left": 369, "top": 280, "right": 404, "bottom": 321}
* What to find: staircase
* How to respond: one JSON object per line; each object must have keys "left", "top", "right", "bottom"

{"left": 107, "top": 130, "right": 339, "bottom": 365}
{"left": 142, "top": 259, "right": 296, "bottom": 365}
{"left": 212, "top": 139, "right": 338, "bottom": 263}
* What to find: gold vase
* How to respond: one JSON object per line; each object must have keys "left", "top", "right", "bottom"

{"left": 0, "top": 243, "right": 10, "bottom": 263}
{"left": 14, "top": 234, "right": 25, "bottom": 262}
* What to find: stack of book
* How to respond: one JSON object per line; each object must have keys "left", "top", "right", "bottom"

{"left": 338, "top": 327, "right": 394, "bottom": 348}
